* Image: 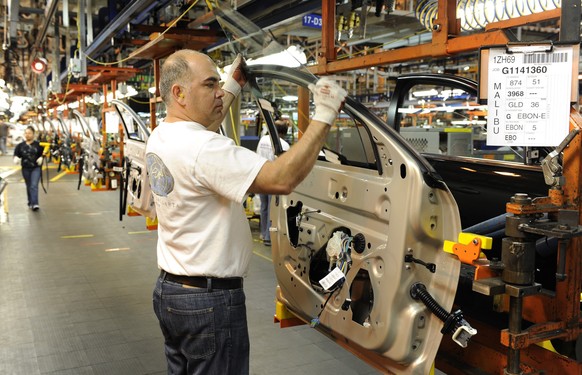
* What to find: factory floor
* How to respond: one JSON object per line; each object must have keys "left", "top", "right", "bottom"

{"left": 0, "top": 151, "right": 384, "bottom": 375}
{"left": 0, "top": 150, "right": 452, "bottom": 375}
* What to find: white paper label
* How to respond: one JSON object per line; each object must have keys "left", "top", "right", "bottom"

{"left": 319, "top": 267, "right": 345, "bottom": 290}
{"left": 487, "top": 46, "right": 572, "bottom": 146}
{"left": 105, "top": 111, "right": 120, "bottom": 134}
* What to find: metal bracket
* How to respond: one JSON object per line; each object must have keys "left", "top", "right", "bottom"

{"left": 472, "top": 277, "right": 542, "bottom": 297}
{"left": 540, "top": 127, "right": 580, "bottom": 187}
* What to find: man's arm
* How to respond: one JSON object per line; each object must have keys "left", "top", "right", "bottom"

{"left": 248, "top": 78, "right": 347, "bottom": 195}
{"left": 208, "top": 54, "right": 246, "bottom": 132}
{"left": 249, "top": 120, "right": 329, "bottom": 195}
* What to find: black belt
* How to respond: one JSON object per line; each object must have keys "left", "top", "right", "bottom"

{"left": 160, "top": 270, "right": 243, "bottom": 290}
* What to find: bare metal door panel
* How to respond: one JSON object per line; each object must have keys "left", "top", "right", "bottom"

{"left": 111, "top": 99, "right": 156, "bottom": 219}
{"left": 250, "top": 65, "right": 463, "bottom": 374}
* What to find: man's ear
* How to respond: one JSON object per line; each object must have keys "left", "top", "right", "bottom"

{"left": 172, "top": 85, "right": 185, "bottom": 102}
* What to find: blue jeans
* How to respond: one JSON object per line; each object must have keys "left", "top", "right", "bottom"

{"left": 259, "top": 194, "right": 271, "bottom": 242}
{"left": 21, "top": 167, "right": 41, "bottom": 206}
{"left": 153, "top": 273, "right": 250, "bottom": 375}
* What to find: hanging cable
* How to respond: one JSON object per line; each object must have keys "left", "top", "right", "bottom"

{"left": 310, "top": 231, "right": 354, "bottom": 327}
{"left": 129, "top": 97, "right": 150, "bottom": 105}
{"left": 53, "top": 73, "right": 73, "bottom": 105}
{"left": 46, "top": 3, "right": 81, "bottom": 105}
{"left": 415, "top": 0, "right": 561, "bottom": 32}
{"left": 310, "top": 289, "right": 337, "bottom": 327}
{"left": 410, "top": 282, "right": 477, "bottom": 347}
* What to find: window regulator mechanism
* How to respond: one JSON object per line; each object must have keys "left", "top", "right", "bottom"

{"left": 296, "top": 209, "right": 321, "bottom": 227}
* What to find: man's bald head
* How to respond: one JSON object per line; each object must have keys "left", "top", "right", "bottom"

{"left": 159, "top": 50, "right": 215, "bottom": 104}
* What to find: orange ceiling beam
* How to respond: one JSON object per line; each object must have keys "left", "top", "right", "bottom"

{"left": 310, "top": 4, "right": 564, "bottom": 75}
{"left": 309, "top": 29, "right": 510, "bottom": 75}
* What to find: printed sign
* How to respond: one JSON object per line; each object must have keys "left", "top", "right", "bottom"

{"left": 302, "top": 14, "right": 322, "bottom": 29}
{"left": 486, "top": 45, "right": 573, "bottom": 146}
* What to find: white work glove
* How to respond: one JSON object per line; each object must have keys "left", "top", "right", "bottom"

{"left": 13, "top": 156, "right": 20, "bottom": 165}
{"left": 36, "top": 156, "right": 43, "bottom": 166}
{"left": 308, "top": 77, "right": 348, "bottom": 125}
{"left": 222, "top": 53, "right": 247, "bottom": 97}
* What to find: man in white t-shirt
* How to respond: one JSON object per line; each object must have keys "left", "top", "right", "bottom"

{"left": 146, "top": 49, "right": 347, "bottom": 375}
{"left": 255, "top": 119, "right": 290, "bottom": 246}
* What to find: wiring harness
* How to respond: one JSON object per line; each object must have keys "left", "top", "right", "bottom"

{"left": 311, "top": 231, "right": 353, "bottom": 327}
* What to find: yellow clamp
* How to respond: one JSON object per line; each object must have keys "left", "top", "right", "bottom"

{"left": 444, "top": 232, "right": 492, "bottom": 265}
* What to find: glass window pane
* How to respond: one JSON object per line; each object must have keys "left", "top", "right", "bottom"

{"left": 398, "top": 82, "right": 524, "bottom": 163}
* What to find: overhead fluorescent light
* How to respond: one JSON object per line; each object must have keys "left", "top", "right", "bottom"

{"left": 220, "top": 45, "right": 307, "bottom": 81}
{"left": 282, "top": 95, "right": 298, "bottom": 102}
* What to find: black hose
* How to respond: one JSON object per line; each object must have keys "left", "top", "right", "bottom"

{"left": 463, "top": 214, "right": 558, "bottom": 257}
{"left": 410, "top": 282, "right": 470, "bottom": 337}
{"left": 463, "top": 213, "right": 506, "bottom": 235}
{"left": 410, "top": 282, "right": 449, "bottom": 323}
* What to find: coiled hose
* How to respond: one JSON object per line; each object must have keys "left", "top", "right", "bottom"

{"left": 415, "top": 0, "right": 561, "bottom": 31}
{"left": 410, "top": 282, "right": 477, "bottom": 347}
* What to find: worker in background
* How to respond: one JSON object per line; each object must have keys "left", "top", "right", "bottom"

{"left": 146, "top": 49, "right": 347, "bottom": 375}
{"left": 13, "top": 126, "right": 44, "bottom": 211}
{"left": 255, "top": 119, "right": 290, "bottom": 246}
{"left": 0, "top": 118, "right": 8, "bottom": 155}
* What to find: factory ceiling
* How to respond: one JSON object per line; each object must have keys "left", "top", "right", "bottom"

{"left": 0, "top": 0, "right": 563, "bottom": 110}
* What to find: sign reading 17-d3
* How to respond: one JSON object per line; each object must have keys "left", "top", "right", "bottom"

{"left": 487, "top": 45, "right": 573, "bottom": 146}
{"left": 302, "top": 14, "right": 322, "bottom": 29}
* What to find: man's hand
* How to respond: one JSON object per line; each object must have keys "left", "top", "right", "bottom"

{"left": 36, "top": 156, "right": 43, "bottom": 166}
{"left": 222, "top": 54, "right": 247, "bottom": 97}
{"left": 13, "top": 156, "right": 20, "bottom": 165}
{"left": 308, "top": 77, "right": 348, "bottom": 126}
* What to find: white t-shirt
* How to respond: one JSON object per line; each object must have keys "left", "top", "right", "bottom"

{"left": 256, "top": 134, "right": 290, "bottom": 161}
{"left": 146, "top": 121, "right": 267, "bottom": 277}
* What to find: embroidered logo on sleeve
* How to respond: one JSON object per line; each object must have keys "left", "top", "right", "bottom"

{"left": 146, "top": 153, "right": 174, "bottom": 196}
